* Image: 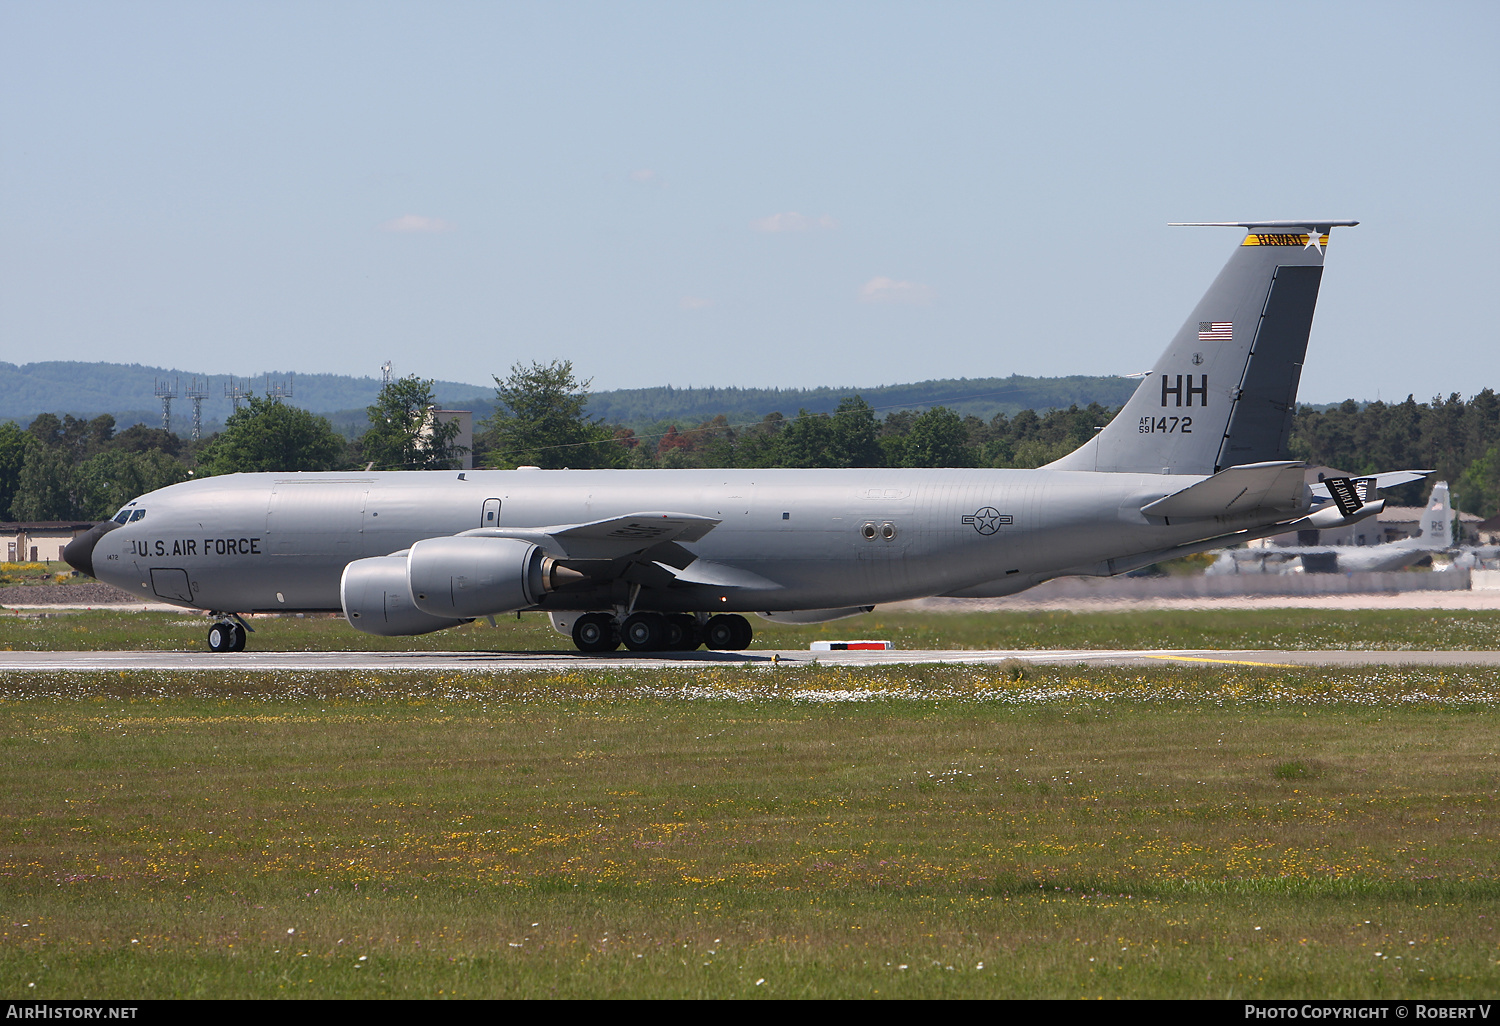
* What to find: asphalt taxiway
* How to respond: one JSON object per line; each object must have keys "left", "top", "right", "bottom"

{"left": 3, "top": 647, "right": 1500, "bottom": 672}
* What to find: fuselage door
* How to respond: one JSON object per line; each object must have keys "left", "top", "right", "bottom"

{"left": 149, "top": 567, "right": 194, "bottom": 603}
{"left": 481, "top": 498, "right": 502, "bottom": 528}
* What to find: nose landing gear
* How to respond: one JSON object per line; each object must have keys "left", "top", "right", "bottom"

{"left": 206, "top": 614, "right": 251, "bottom": 653}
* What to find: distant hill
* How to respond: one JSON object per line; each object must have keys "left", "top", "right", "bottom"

{"left": 586, "top": 376, "right": 1141, "bottom": 431}
{"left": 326, "top": 376, "right": 1149, "bottom": 439}
{"left": 0, "top": 361, "right": 1141, "bottom": 436}
{"left": 0, "top": 362, "right": 492, "bottom": 433}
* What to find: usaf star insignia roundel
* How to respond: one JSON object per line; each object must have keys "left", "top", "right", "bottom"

{"left": 962, "top": 507, "right": 1012, "bottom": 535}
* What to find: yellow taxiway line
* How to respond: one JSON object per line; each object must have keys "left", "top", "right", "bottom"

{"left": 1142, "top": 654, "right": 1304, "bottom": 669}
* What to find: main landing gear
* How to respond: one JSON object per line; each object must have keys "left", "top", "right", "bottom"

{"left": 570, "top": 612, "right": 753, "bottom": 654}
{"left": 206, "top": 614, "right": 250, "bottom": 653}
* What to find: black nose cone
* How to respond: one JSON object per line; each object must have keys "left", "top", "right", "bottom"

{"left": 63, "top": 521, "right": 119, "bottom": 579}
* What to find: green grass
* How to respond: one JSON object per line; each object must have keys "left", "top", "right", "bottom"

{"left": 5, "top": 606, "right": 1500, "bottom": 653}
{"left": 1, "top": 663, "right": 1498, "bottom": 998}
{"left": 1273, "top": 760, "right": 1315, "bottom": 781}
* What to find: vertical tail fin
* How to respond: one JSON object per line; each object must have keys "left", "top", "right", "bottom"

{"left": 1047, "top": 221, "right": 1358, "bottom": 476}
{"left": 1420, "top": 481, "right": 1453, "bottom": 546}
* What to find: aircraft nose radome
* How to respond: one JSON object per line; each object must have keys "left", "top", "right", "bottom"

{"left": 63, "top": 521, "right": 119, "bottom": 579}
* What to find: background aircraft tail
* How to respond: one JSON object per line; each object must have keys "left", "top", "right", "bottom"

{"left": 1048, "top": 220, "right": 1357, "bottom": 476}
{"left": 1415, "top": 481, "right": 1453, "bottom": 547}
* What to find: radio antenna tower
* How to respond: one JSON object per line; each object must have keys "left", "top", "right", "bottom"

{"left": 381, "top": 361, "right": 393, "bottom": 386}
{"left": 224, "top": 375, "right": 252, "bottom": 412}
{"left": 154, "top": 377, "right": 179, "bottom": 434}
{"left": 184, "top": 377, "right": 211, "bottom": 440}
{"left": 265, "top": 373, "right": 294, "bottom": 404}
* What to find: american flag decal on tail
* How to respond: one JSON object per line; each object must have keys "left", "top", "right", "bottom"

{"left": 1198, "top": 321, "right": 1232, "bottom": 342}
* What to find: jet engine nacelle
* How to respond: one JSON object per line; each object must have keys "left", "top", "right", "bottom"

{"left": 407, "top": 536, "right": 578, "bottom": 619}
{"left": 341, "top": 555, "right": 470, "bottom": 637}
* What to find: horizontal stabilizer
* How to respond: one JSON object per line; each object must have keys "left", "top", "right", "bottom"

{"left": 1309, "top": 470, "right": 1430, "bottom": 502}
{"left": 1140, "top": 462, "right": 1306, "bottom": 519}
{"left": 1168, "top": 220, "right": 1359, "bottom": 229}
{"left": 655, "top": 558, "right": 783, "bottom": 590}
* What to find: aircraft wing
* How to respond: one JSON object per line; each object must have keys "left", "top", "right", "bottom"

{"left": 460, "top": 512, "right": 722, "bottom": 559}
{"left": 1140, "top": 462, "right": 1306, "bottom": 519}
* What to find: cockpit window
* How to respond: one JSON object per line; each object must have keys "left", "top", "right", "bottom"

{"left": 129, "top": 509, "right": 146, "bottom": 522}
{"left": 113, "top": 511, "right": 131, "bottom": 525}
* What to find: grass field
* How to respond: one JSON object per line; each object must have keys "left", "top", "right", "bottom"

{"left": 2, "top": 662, "right": 1497, "bottom": 998}
{"left": 4, "top": 605, "right": 1500, "bottom": 653}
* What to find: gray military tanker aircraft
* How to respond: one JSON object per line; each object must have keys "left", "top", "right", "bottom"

{"left": 66, "top": 220, "right": 1393, "bottom": 654}
{"left": 1208, "top": 480, "right": 1453, "bottom": 575}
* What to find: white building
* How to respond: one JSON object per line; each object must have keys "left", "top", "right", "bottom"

{"left": 423, "top": 409, "right": 473, "bottom": 470}
{"left": 1, "top": 521, "right": 97, "bottom": 564}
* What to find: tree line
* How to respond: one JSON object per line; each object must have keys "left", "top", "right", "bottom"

{"left": 3, "top": 360, "right": 1498, "bottom": 521}
{"left": 0, "top": 380, "right": 463, "bottom": 522}
{"left": 1291, "top": 392, "right": 1500, "bottom": 511}
{"left": 469, "top": 361, "right": 1116, "bottom": 472}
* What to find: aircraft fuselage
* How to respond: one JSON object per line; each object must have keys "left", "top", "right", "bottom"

{"left": 64, "top": 220, "right": 1368, "bottom": 652}
{"left": 82, "top": 466, "right": 1284, "bottom": 614}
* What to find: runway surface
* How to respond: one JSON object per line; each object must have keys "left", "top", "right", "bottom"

{"left": 3, "top": 647, "right": 1500, "bottom": 671}
{"left": 11, "top": 591, "right": 1500, "bottom": 615}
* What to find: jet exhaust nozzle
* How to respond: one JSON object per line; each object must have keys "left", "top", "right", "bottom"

{"left": 407, "top": 537, "right": 585, "bottom": 620}
{"left": 544, "top": 560, "right": 587, "bottom": 591}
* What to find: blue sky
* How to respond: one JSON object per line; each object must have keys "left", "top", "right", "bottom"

{"left": 2, "top": 0, "right": 1495, "bottom": 403}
